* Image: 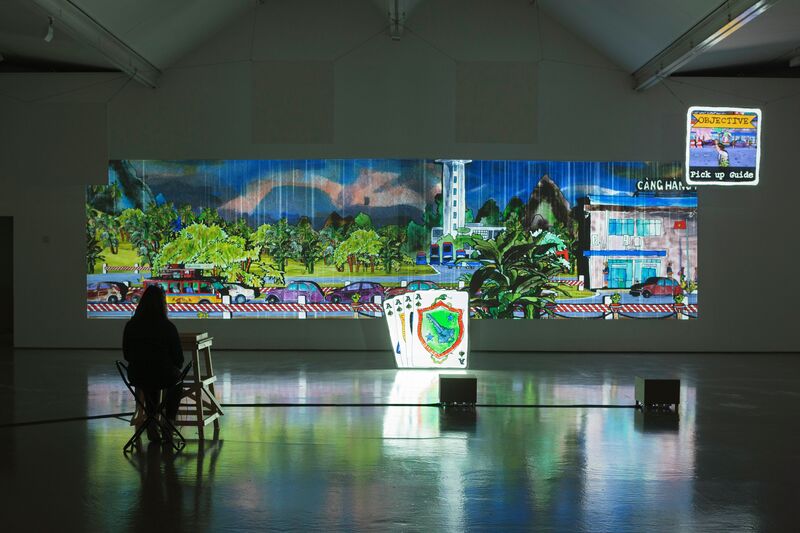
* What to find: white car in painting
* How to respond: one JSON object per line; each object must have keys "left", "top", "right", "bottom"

{"left": 225, "top": 283, "right": 256, "bottom": 304}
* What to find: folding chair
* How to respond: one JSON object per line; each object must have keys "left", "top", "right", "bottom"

{"left": 116, "top": 360, "right": 192, "bottom": 453}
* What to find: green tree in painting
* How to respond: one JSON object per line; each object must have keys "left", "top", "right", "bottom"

{"left": 319, "top": 225, "right": 344, "bottom": 267}
{"left": 476, "top": 198, "right": 502, "bottom": 226}
{"left": 423, "top": 193, "right": 443, "bottom": 229}
{"left": 155, "top": 224, "right": 260, "bottom": 285}
{"left": 404, "top": 220, "right": 427, "bottom": 255}
{"left": 253, "top": 219, "right": 297, "bottom": 274}
{"left": 96, "top": 213, "right": 121, "bottom": 254}
{"left": 334, "top": 229, "right": 381, "bottom": 273}
{"left": 86, "top": 182, "right": 123, "bottom": 214}
{"left": 353, "top": 212, "right": 373, "bottom": 230}
{"left": 176, "top": 205, "right": 196, "bottom": 230}
{"left": 504, "top": 211, "right": 524, "bottom": 234}
{"left": 197, "top": 207, "right": 225, "bottom": 228}
{"left": 550, "top": 221, "right": 577, "bottom": 272}
{"left": 119, "top": 204, "right": 177, "bottom": 270}
{"left": 296, "top": 220, "right": 324, "bottom": 274}
{"left": 86, "top": 204, "right": 104, "bottom": 273}
{"left": 468, "top": 226, "right": 565, "bottom": 319}
{"left": 378, "top": 225, "right": 406, "bottom": 273}
{"left": 503, "top": 197, "right": 525, "bottom": 223}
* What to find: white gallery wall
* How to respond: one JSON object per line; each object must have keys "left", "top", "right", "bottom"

{"left": 0, "top": 0, "right": 798, "bottom": 350}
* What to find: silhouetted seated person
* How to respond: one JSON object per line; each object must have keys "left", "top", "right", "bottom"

{"left": 123, "top": 285, "right": 184, "bottom": 442}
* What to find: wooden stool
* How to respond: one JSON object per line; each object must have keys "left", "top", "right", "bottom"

{"left": 177, "top": 332, "right": 223, "bottom": 439}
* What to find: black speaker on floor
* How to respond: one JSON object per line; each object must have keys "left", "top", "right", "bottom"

{"left": 635, "top": 377, "right": 680, "bottom": 411}
{"left": 439, "top": 374, "right": 477, "bottom": 406}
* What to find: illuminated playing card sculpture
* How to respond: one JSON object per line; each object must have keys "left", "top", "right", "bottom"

{"left": 383, "top": 289, "right": 469, "bottom": 369}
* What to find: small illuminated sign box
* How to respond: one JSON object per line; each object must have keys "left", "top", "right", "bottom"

{"left": 685, "top": 106, "right": 761, "bottom": 186}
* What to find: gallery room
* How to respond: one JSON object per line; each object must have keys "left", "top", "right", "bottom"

{"left": 0, "top": 0, "right": 798, "bottom": 531}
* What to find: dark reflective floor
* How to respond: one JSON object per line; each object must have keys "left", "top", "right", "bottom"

{"left": 0, "top": 347, "right": 798, "bottom": 531}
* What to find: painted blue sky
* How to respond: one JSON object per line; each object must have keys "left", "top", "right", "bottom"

{"left": 124, "top": 159, "right": 689, "bottom": 224}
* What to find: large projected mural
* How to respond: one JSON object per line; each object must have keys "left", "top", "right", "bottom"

{"left": 86, "top": 160, "right": 697, "bottom": 320}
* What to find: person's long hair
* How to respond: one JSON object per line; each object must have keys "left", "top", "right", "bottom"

{"left": 133, "top": 285, "right": 168, "bottom": 321}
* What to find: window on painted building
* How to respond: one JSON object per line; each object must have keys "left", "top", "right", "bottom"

{"left": 453, "top": 212, "right": 458, "bottom": 219}
{"left": 608, "top": 218, "right": 634, "bottom": 236}
{"left": 453, "top": 200, "right": 457, "bottom": 207}
{"left": 636, "top": 219, "right": 663, "bottom": 236}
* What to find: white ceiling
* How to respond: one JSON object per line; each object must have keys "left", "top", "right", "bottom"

{"left": 677, "top": 0, "right": 800, "bottom": 73}
{"left": 538, "top": 0, "right": 728, "bottom": 72}
{"left": 0, "top": 0, "right": 110, "bottom": 70}
{"left": 0, "top": 0, "right": 251, "bottom": 71}
{"left": 0, "top": 0, "right": 798, "bottom": 79}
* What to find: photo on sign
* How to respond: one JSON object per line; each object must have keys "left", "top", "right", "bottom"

{"left": 685, "top": 106, "right": 761, "bottom": 186}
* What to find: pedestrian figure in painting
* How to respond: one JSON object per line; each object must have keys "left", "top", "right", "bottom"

{"left": 714, "top": 142, "right": 730, "bottom": 168}
{"left": 123, "top": 285, "right": 184, "bottom": 442}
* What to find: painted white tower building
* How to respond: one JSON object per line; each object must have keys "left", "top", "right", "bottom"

{"left": 436, "top": 159, "right": 472, "bottom": 237}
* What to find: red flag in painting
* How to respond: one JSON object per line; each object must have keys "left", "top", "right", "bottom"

{"left": 673, "top": 220, "right": 687, "bottom": 230}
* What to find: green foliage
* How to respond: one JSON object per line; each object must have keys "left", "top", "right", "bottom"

{"left": 86, "top": 182, "right": 122, "bottom": 214}
{"left": 465, "top": 208, "right": 474, "bottom": 224}
{"left": 96, "top": 213, "right": 121, "bottom": 254}
{"left": 468, "top": 226, "right": 565, "bottom": 319}
{"left": 334, "top": 229, "right": 381, "bottom": 270}
{"left": 679, "top": 273, "right": 697, "bottom": 294}
{"left": 423, "top": 194, "right": 443, "bottom": 229}
{"left": 296, "top": 221, "right": 324, "bottom": 274}
{"left": 85, "top": 204, "right": 104, "bottom": 273}
{"left": 253, "top": 219, "right": 297, "bottom": 273}
{"left": 155, "top": 224, "right": 261, "bottom": 286}
{"left": 404, "top": 220, "right": 428, "bottom": 254}
{"left": 504, "top": 211, "right": 524, "bottom": 234}
{"left": 551, "top": 221, "right": 578, "bottom": 271}
{"left": 227, "top": 218, "right": 253, "bottom": 245}
{"left": 378, "top": 225, "right": 406, "bottom": 273}
{"left": 476, "top": 198, "right": 502, "bottom": 226}
{"left": 176, "top": 205, "right": 196, "bottom": 228}
{"left": 610, "top": 293, "right": 622, "bottom": 304}
{"left": 120, "top": 204, "right": 177, "bottom": 269}
{"left": 117, "top": 205, "right": 177, "bottom": 268}
{"left": 354, "top": 212, "right": 373, "bottom": 230}
{"left": 503, "top": 196, "right": 525, "bottom": 223}
{"left": 437, "top": 232, "right": 476, "bottom": 252}
{"left": 319, "top": 225, "right": 344, "bottom": 266}
{"left": 197, "top": 207, "right": 225, "bottom": 228}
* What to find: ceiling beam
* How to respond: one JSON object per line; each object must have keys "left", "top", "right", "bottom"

{"left": 28, "top": 0, "right": 160, "bottom": 88}
{"left": 633, "top": 0, "right": 780, "bottom": 91}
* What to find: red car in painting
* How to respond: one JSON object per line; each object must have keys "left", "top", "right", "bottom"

{"left": 385, "top": 280, "right": 441, "bottom": 298}
{"left": 629, "top": 277, "right": 683, "bottom": 298}
{"left": 87, "top": 282, "right": 123, "bottom": 303}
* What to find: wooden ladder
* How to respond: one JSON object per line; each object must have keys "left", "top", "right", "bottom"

{"left": 177, "top": 332, "right": 223, "bottom": 439}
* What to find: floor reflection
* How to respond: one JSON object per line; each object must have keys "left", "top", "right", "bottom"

{"left": 3, "top": 350, "right": 796, "bottom": 531}
{"left": 77, "top": 370, "right": 702, "bottom": 531}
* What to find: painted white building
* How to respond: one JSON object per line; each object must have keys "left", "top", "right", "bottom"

{"left": 436, "top": 159, "right": 471, "bottom": 237}
{"left": 577, "top": 195, "right": 698, "bottom": 290}
{"left": 431, "top": 159, "right": 504, "bottom": 244}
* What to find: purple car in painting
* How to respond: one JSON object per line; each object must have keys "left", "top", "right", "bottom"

{"left": 327, "top": 281, "right": 384, "bottom": 304}
{"left": 262, "top": 281, "right": 327, "bottom": 304}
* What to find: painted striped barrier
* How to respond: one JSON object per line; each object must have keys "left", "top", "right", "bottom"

{"left": 87, "top": 302, "right": 696, "bottom": 316}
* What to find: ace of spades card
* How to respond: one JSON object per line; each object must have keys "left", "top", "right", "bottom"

{"left": 383, "top": 294, "right": 410, "bottom": 368}
{"left": 405, "top": 289, "right": 469, "bottom": 368}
